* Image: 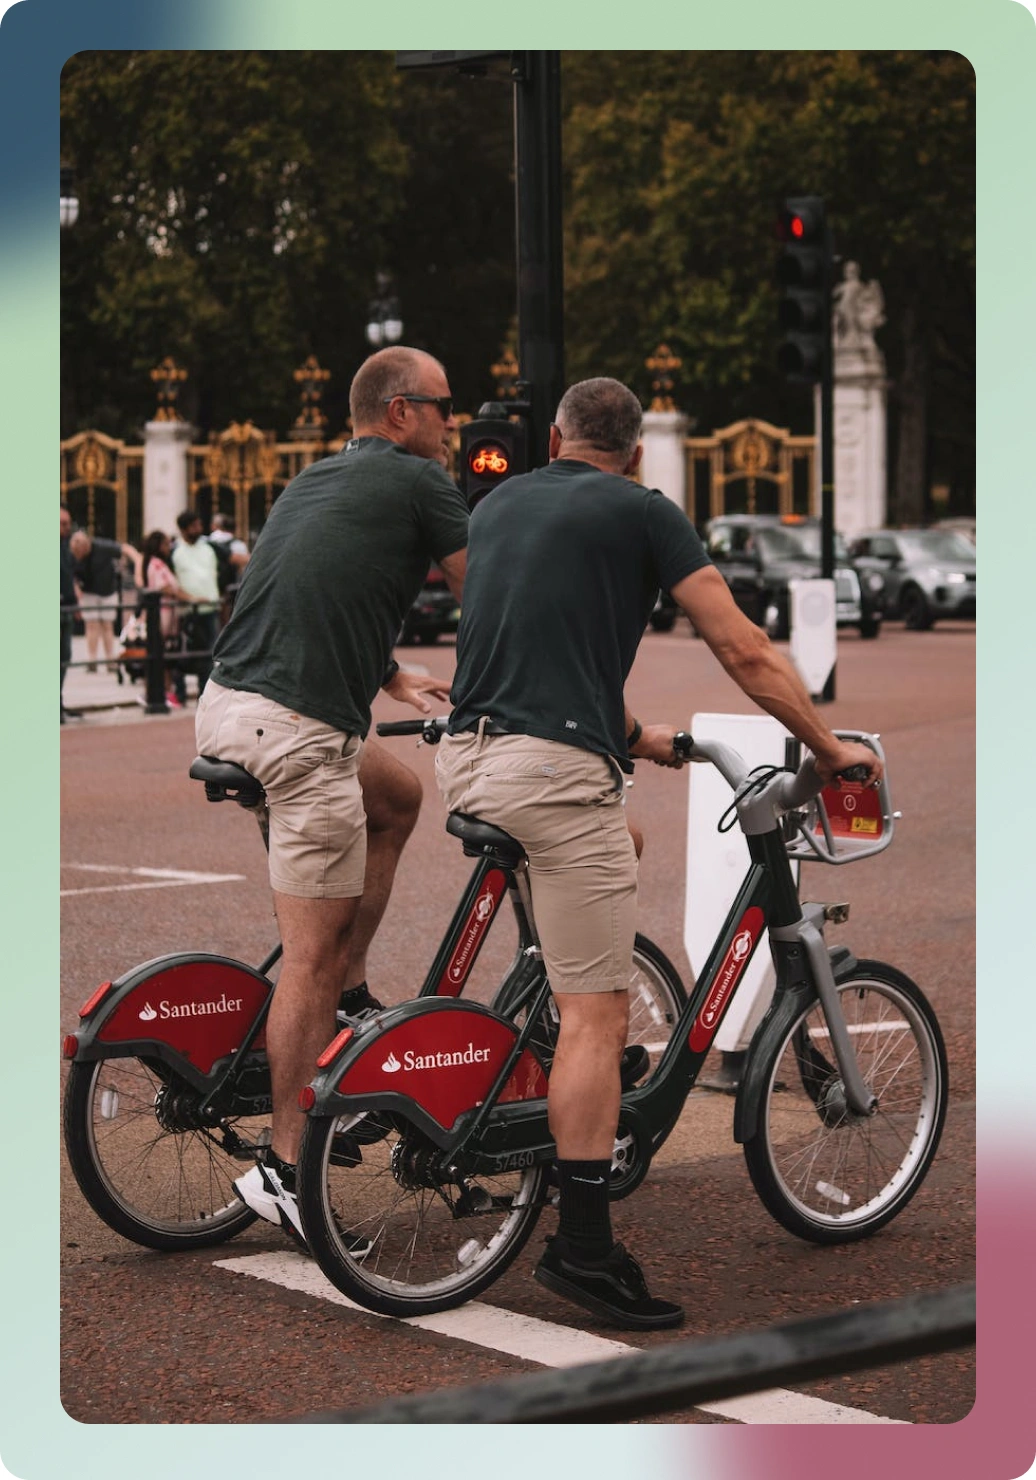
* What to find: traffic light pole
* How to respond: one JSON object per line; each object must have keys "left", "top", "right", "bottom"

{"left": 819, "top": 224, "right": 836, "bottom": 702}
{"left": 512, "top": 51, "right": 564, "bottom": 467}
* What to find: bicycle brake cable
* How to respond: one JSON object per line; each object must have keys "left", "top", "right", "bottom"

{"left": 716, "top": 764, "right": 788, "bottom": 833}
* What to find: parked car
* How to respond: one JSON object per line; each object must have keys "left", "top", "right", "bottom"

{"left": 397, "top": 563, "right": 461, "bottom": 645}
{"left": 933, "top": 516, "right": 976, "bottom": 547}
{"left": 648, "top": 590, "right": 679, "bottom": 631}
{"left": 849, "top": 528, "right": 976, "bottom": 630}
{"left": 704, "top": 514, "right": 885, "bottom": 640}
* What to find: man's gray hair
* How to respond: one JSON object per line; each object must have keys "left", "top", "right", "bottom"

{"left": 555, "top": 377, "right": 643, "bottom": 460}
{"left": 349, "top": 347, "right": 444, "bottom": 429}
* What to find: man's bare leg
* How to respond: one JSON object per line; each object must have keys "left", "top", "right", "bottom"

{"left": 268, "top": 890, "right": 360, "bottom": 1164}
{"left": 341, "top": 739, "right": 422, "bottom": 995}
{"left": 547, "top": 990, "right": 629, "bottom": 1159}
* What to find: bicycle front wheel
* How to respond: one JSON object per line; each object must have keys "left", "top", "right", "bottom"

{"left": 742, "top": 962, "right": 948, "bottom": 1244}
{"left": 63, "top": 1057, "right": 263, "bottom": 1250}
{"left": 298, "top": 1108, "right": 548, "bottom": 1318}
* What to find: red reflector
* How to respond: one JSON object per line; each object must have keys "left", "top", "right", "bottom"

{"left": 79, "top": 981, "right": 114, "bottom": 1017}
{"left": 298, "top": 1085, "right": 316, "bottom": 1111}
{"left": 315, "top": 1026, "right": 354, "bottom": 1068}
{"left": 62, "top": 1034, "right": 79, "bottom": 1060}
{"left": 791, "top": 215, "right": 805, "bottom": 238}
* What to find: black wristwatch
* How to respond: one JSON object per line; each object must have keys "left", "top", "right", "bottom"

{"left": 626, "top": 718, "right": 643, "bottom": 751}
{"left": 381, "top": 659, "right": 400, "bottom": 687}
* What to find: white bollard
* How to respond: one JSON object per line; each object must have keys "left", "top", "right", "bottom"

{"left": 789, "top": 577, "right": 836, "bottom": 698}
{"left": 684, "top": 713, "right": 799, "bottom": 1087}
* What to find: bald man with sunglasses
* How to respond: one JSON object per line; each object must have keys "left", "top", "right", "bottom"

{"left": 195, "top": 346, "right": 468, "bottom": 1248}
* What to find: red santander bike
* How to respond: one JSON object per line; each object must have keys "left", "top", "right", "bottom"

{"left": 290, "top": 722, "right": 947, "bottom": 1317}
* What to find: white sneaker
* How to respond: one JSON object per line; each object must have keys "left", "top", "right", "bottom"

{"left": 234, "top": 1161, "right": 306, "bottom": 1244}
{"left": 234, "top": 1159, "right": 374, "bottom": 1259}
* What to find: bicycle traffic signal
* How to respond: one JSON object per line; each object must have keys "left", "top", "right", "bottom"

{"left": 776, "top": 195, "right": 830, "bottom": 383}
{"left": 458, "top": 413, "right": 527, "bottom": 509}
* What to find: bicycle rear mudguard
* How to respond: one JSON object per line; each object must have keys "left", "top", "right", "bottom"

{"left": 304, "top": 997, "right": 548, "bottom": 1150}
{"left": 62, "top": 953, "right": 272, "bottom": 1094}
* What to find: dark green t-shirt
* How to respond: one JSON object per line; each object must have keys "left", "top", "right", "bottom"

{"left": 449, "top": 459, "right": 710, "bottom": 769}
{"left": 211, "top": 437, "right": 468, "bottom": 735}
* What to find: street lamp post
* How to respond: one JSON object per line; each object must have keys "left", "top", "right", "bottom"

{"left": 60, "top": 165, "right": 79, "bottom": 229}
{"left": 365, "top": 273, "right": 403, "bottom": 348}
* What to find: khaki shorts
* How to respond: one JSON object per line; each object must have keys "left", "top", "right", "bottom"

{"left": 435, "top": 729, "right": 637, "bottom": 994}
{"left": 195, "top": 681, "right": 366, "bottom": 899}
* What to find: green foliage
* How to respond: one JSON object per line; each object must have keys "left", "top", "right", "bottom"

{"left": 62, "top": 48, "right": 973, "bottom": 506}
{"left": 562, "top": 50, "right": 974, "bottom": 445}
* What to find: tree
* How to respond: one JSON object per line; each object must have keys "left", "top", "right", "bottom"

{"left": 561, "top": 51, "right": 975, "bottom": 516}
{"left": 61, "top": 51, "right": 407, "bottom": 438}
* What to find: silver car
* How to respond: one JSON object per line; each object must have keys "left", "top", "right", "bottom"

{"left": 850, "top": 528, "right": 976, "bottom": 630}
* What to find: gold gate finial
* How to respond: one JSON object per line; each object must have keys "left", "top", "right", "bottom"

{"left": 490, "top": 342, "right": 519, "bottom": 400}
{"left": 150, "top": 357, "right": 188, "bottom": 421}
{"left": 291, "top": 355, "right": 331, "bottom": 441}
{"left": 645, "top": 343, "right": 682, "bottom": 412}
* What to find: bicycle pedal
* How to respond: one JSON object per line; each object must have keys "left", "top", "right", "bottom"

{"left": 619, "top": 1044, "right": 651, "bottom": 1089}
{"left": 454, "top": 1184, "right": 494, "bottom": 1216}
{"left": 330, "top": 1132, "right": 362, "bottom": 1168}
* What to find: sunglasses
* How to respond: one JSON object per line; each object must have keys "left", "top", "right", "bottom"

{"left": 383, "top": 393, "right": 454, "bottom": 420}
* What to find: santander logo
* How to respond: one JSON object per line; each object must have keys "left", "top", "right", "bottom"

{"left": 688, "top": 908, "right": 764, "bottom": 1053}
{"left": 137, "top": 994, "right": 244, "bottom": 1023}
{"left": 446, "top": 884, "right": 500, "bottom": 985}
{"left": 380, "top": 1041, "right": 492, "bottom": 1074}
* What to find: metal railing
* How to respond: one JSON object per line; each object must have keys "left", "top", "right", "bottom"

{"left": 62, "top": 587, "right": 233, "bottom": 713}
{"left": 292, "top": 1283, "right": 975, "bottom": 1425}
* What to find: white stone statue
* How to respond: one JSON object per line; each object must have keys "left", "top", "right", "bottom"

{"left": 832, "top": 261, "right": 885, "bottom": 365}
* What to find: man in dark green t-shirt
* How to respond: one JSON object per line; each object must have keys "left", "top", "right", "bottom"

{"left": 195, "top": 346, "right": 468, "bottom": 1247}
{"left": 437, "top": 376, "right": 882, "bottom": 1330}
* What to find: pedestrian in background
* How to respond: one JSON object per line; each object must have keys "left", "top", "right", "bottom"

{"left": 60, "top": 504, "right": 81, "bottom": 724}
{"left": 69, "top": 529, "right": 143, "bottom": 675}
{"left": 141, "top": 530, "right": 196, "bottom": 709}
{"left": 171, "top": 510, "right": 220, "bottom": 691}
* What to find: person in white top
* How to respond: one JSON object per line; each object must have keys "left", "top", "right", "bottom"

{"left": 172, "top": 510, "right": 220, "bottom": 690}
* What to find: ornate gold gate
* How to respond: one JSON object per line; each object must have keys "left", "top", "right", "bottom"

{"left": 60, "top": 430, "right": 144, "bottom": 544}
{"left": 685, "top": 418, "right": 815, "bottom": 526}
{"left": 187, "top": 423, "right": 331, "bottom": 544}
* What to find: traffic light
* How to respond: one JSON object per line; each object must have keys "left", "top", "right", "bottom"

{"left": 776, "top": 196, "right": 829, "bottom": 382}
{"left": 459, "top": 412, "right": 527, "bottom": 509}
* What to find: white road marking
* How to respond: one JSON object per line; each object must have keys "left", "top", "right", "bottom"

{"left": 61, "top": 863, "right": 245, "bottom": 897}
{"left": 214, "top": 1251, "right": 905, "bottom": 1424}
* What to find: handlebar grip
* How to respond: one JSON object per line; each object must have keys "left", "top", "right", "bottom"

{"left": 375, "top": 720, "right": 431, "bottom": 737}
{"left": 837, "top": 763, "right": 872, "bottom": 783}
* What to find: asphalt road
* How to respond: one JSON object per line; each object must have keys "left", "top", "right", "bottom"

{"left": 59, "top": 619, "right": 975, "bottom": 1424}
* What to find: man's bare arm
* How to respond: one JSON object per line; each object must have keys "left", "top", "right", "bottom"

{"left": 670, "top": 565, "right": 882, "bottom": 784}
{"left": 438, "top": 548, "right": 466, "bottom": 603}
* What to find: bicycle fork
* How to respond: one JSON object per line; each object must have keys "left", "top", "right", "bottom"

{"left": 771, "top": 903, "right": 878, "bottom": 1117}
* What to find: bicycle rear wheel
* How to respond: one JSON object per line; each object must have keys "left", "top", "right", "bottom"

{"left": 63, "top": 1057, "right": 264, "bottom": 1250}
{"left": 742, "top": 962, "right": 947, "bottom": 1243}
{"left": 298, "top": 1108, "right": 548, "bottom": 1317}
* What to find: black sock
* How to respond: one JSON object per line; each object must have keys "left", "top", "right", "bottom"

{"left": 555, "top": 1159, "right": 613, "bottom": 1260}
{"left": 263, "top": 1146, "right": 297, "bottom": 1194}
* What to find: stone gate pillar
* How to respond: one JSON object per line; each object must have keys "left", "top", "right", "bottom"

{"left": 640, "top": 409, "right": 689, "bottom": 511}
{"left": 144, "top": 419, "right": 193, "bottom": 536}
{"left": 815, "top": 263, "right": 889, "bottom": 539}
{"left": 143, "top": 358, "right": 193, "bottom": 536}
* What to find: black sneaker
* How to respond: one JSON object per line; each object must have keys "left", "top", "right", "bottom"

{"left": 337, "top": 983, "right": 386, "bottom": 1023}
{"left": 534, "top": 1236, "right": 684, "bottom": 1330}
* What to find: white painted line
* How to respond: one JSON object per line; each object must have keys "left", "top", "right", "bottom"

{"left": 214, "top": 1251, "right": 905, "bottom": 1423}
{"left": 61, "top": 863, "right": 245, "bottom": 897}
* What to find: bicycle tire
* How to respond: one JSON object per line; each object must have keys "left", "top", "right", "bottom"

{"left": 298, "top": 1109, "right": 548, "bottom": 1317}
{"left": 741, "top": 961, "right": 948, "bottom": 1244}
{"left": 491, "top": 933, "right": 687, "bottom": 1078}
{"left": 63, "top": 1057, "right": 263, "bottom": 1250}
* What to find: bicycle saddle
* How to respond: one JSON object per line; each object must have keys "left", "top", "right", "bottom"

{"left": 189, "top": 755, "right": 266, "bottom": 809}
{"left": 446, "top": 812, "right": 525, "bottom": 866}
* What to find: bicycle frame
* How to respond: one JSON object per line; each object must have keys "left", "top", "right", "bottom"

{"left": 304, "top": 733, "right": 890, "bottom": 1185}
